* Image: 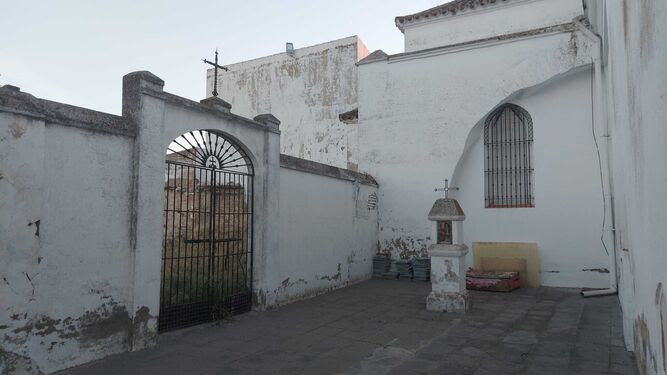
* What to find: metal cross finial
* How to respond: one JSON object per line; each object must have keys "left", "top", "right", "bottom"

{"left": 203, "top": 48, "right": 229, "bottom": 97}
{"left": 434, "top": 179, "right": 459, "bottom": 198}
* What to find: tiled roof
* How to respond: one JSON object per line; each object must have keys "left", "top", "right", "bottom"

{"left": 395, "top": 0, "right": 510, "bottom": 32}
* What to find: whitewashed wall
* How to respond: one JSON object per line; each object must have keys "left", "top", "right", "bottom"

{"left": 212, "top": 36, "right": 369, "bottom": 170}
{"left": 0, "top": 95, "right": 135, "bottom": 374}
{"left": 1, "top": 71, "right": 380, "bottom": 374}
{"left": 451, "top": 68, "right": 609, "bottom": 288}
{"left": 399, "top": 0, "right": 583, "bottom": 52}
{"left": 357, "top": 25, "right": 602, "bottom": 287}
{"left": 0, "top": 73, "right": 282, "bottom": 374}
{"left": 263, "top": 157, "right": 379, "bottom": 306}
{"left": 586, "top": 0, "right": 667, "bottom": 372}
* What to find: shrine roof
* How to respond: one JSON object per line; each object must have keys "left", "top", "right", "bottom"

{"left": 428, "top": 198, "right": 466, "bottom": 221}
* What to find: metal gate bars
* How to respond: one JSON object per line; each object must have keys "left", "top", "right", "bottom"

{"left": 159, "top": 131, "right": 254, "bottom": 332}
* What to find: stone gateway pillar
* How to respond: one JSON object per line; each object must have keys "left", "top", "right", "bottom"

{"left": 426, "top": 191, "right": 471, "bottom": 313}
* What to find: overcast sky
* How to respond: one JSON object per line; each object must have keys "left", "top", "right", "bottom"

{"left": 2, "top": 0, "right": 443, "bottom": 115}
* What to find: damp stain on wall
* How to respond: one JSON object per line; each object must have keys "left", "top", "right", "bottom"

{"left": 1, "top": 299, "right": 154, "bottom": 374}
{"left": 382, "top": 236, "right": 429, "bottom": 259}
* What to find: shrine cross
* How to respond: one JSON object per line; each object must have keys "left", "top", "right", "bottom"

{"left": 434, "top": 179, "right": 459, "bottom": 198}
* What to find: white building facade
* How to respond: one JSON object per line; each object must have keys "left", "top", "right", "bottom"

{"left": 213, "top": 1, "right": 667, "bottom": 372}
{"left": 214, "top": 0, "right": 609, "bottom": 288}
{"left": 356, "top": 0, "right": 609, "bottom": 290}
{"left": 210, "top": 36, "right": 369, "bottom": 170}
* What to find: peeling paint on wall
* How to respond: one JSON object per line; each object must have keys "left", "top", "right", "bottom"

{"left": 318, "top": 263, "right": 342, "bottom": 282}
{"left": 28, "top": 220, "right": 40, "bottom": 237}
{"left": 1, "top": 298, "right": 133, "bottom": 374}
{"left": 444, "top": 259, "right": 458, "bottom": 282}
{"left": 8, "top": 121, "right": 26, "bottom": 139}
{"left": 214, "top": 36, "right": 368, "bottom": 169}
{"left": 0, "top": 348, "right": 41, "bottom": 375}
{"left": 656, "top": 282, "right": 667, "bottom": 373}
{"left": 130, "top": 306, "right": 156, "bottom": 350}
{"left": 635, "top": 314, "right": 658, "bottom": 375}
{"left": 582, "top": 268, "right": 610, "bottom": 273}
{"left": 381, "top": 236, "right": 429, "bottom": 259}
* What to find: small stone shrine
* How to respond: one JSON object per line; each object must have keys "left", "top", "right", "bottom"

{"left": 426, "top": 180, "right": 471, "bottom": 313}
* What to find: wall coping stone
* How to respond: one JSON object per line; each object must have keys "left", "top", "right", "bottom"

{"left": 253, "top": 114, "right": 281, "bottom": 132}
{"left": 280, "top": 154, "right": 378, "bottom": 187}
{"left": 358, "top": 22, "right": 578, "bottom": 66}
{"left": 0, "top": 69, "right": 283, "bottom": 139}
{"left": 0, "top": 85, "right": 134, "bottom": 137}
{"left": 124, "top": 70, "right": 165, "bottom": 90}
{"left": 200, "top": 96, "right": 232, "bottom": 113}
{"left": 395, "top": 0, "right": 513, "bottom": 32}
{"left": 161, "top": 92, "right": 281, "bottom": 135}
{"left": 120, "top": 70, "right": 281, "bottom": 135}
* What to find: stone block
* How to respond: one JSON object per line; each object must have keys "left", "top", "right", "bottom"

{"left": 429, "top": 244, "right": 468, "bottom": 292}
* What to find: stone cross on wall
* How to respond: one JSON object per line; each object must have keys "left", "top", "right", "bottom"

{"left": 203, "top": 49, "right": 229, "bottom": 97}
{"left": 434, "top": 179, "right": 459, "bottom": 198}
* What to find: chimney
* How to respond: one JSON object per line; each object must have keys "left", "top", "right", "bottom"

{"left": 286, "top": 42, "right": 295, "bottom": 56}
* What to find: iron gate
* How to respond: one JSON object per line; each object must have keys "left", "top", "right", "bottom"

{"left": 159, "top": 130, "right": 254, "bottom": 332}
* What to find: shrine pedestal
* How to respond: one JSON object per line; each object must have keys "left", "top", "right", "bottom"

{"left": 426, "top": 244, "right": 471, "bottom": 313}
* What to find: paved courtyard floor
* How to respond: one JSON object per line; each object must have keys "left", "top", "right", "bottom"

{"left": 60, "top": 279, "right": 636, "bottom": 375}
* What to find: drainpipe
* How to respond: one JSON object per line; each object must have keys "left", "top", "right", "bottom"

{"left": 573, "top": 18, "right": 618, "bottom": 298}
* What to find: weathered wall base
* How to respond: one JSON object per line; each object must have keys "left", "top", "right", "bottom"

{"left": 257, "top": 155, "right": 379, "bottom": 308}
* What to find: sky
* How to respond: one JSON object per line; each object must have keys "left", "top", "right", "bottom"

{"left": 1, "top": 0, "right": 443, "bottom": 115}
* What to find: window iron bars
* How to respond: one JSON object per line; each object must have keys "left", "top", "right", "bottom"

{"left": 483, "top": 104, "right": 534, "bottom": 208}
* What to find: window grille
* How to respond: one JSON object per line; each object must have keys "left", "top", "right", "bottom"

{"left": 484, "top": 104, "right": 534, "bottom": 208}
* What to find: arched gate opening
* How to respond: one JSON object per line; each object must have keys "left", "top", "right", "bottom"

{"left": 159, "top": 130, "right": 254, "bottom": 332}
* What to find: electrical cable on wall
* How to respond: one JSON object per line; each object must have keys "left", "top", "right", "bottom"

{"left": 590, "top": 68, "right": 609, "bottom": 256}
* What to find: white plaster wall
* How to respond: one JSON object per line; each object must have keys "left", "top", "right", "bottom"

{"left": 1, "top": 70, "right": 377, "bottom": 373}
{"left": 357, "top": 28, "right": 600, "bottom": 287}
{"left": 587, "top": 0, "right": 667, "bottom": 371}
{"left": 0, "top": 71, "right": 281, "bottom": 373}
{"left": 451, "top": 69, "right": 609, "bottom": 288}
{"left": 0, "top": 116, "right": 135, "bottom": 374}
{"left": 213, "top": 36, "right": 369, "bottom": 169}
{"left": 268, "top": 167, "right": 378, "bottom": 306}
{"left": 402, "top": 0, "right": 583, "bottom": 52}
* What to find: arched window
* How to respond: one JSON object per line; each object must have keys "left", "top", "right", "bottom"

{"left": 484, "top": 104, "right": 534, "bottom": 208}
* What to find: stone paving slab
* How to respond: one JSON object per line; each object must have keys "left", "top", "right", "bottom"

{"left": 58, "top": 279, "right": 637, "bottom": 375}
